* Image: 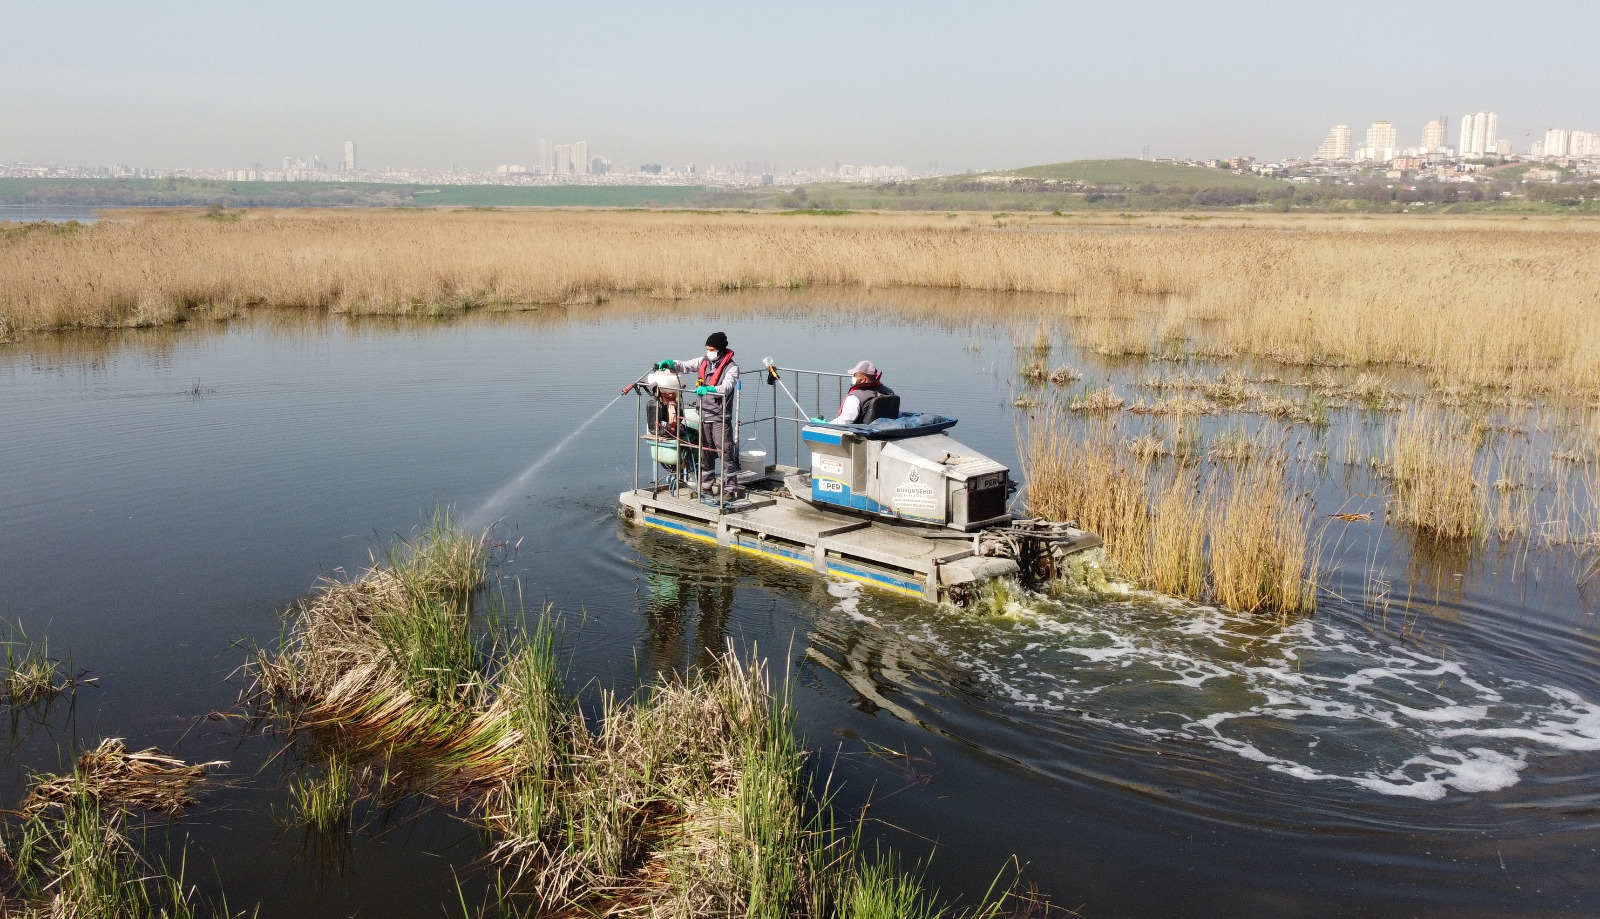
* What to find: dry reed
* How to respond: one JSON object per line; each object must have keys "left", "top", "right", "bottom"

{"left": 4, "top": 210, "right": 1600, "bottom": 390}
{"left": 1384, "top": 407, "right": 1483, "bottom": 540}
{"left": 1023, "top": 410, "right": 1317, "bottom": 615}
{"left": 2, "top": 742, "right": 226, "bottom": 918}
{"left": 21, "top": 739, "right": 219, "bottom": 819}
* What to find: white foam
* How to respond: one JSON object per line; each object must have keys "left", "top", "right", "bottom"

{"left": 827, "top": 580, "right": 875, "bottom": 624}
{"left": 849, "top": 587, "right": 1600, "bottom": 801}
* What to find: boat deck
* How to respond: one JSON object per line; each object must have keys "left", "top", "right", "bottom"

{"left": 618, "top": 470, "right": 1019, "bottom": 601}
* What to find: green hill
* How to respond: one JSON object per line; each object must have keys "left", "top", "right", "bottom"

{"left": 1006, "top": 159, "right": 1283, "bottom": 189}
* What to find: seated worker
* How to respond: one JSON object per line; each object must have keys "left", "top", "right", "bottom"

{"left": 830, "top": 360, "right": 896, "bottom": 424}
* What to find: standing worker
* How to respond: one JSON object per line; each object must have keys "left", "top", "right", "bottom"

{"left": 829, "top": 360, "right": 896, "bottom": 424}
{"left": 656, "top": 332, "right": 741, "bottom": 496}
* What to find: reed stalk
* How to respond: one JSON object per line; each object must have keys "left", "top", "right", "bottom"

{"left": 1, "top": 741, "right": 230, "bottom": 918}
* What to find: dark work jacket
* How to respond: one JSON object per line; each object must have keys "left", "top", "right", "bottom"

{"left": 836, "top": 381, "right": 895, "bottom": 424}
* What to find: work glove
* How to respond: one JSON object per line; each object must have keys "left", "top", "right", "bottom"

{"left": 695, "top": 385, "right": 714, "bottom": 395}
{"left": 811, "top": 417, "right": 825, "bottom": 423}
{"left": 654, "top": 360, "right": 674, "bottom": 371}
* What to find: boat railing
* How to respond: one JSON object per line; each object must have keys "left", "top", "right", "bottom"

{"left": 630, "top": 361, "right": 853, "bottom": 516}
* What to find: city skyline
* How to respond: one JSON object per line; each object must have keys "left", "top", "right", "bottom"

{"left": 5, "top": 1, "right": 1597, "bottom": 172}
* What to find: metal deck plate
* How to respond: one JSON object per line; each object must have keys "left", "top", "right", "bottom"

{"left": 725, "top": 501, "right": 869, "bottom": 545}
{"left": 821, "top": 524, "right": 972, "bottom": 573}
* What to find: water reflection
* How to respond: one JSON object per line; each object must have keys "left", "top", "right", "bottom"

{"left": 636, "top": 543, "right": 736, "bottom": 677}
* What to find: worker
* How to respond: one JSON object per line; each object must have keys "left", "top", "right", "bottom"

{"left": 829, "top": 360, "right": 896, "bottom": 424}
{"left": 656, "top": 331, "right": 741, "bottom": 495}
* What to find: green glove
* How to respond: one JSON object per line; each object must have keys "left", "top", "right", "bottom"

{"left": 655, "top": 359, "right": 674, "bottom": 370}
{"left": 695, "top": 385, "right": 714, "bottom": 395}
{"left": 811, "top": 417, "right": 825, "bottom": 423}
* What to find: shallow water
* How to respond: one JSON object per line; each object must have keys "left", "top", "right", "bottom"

{"left": 2, "top": 297, "right": 1597, "bottom": 917}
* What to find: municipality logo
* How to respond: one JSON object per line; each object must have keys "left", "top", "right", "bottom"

{"left": 908, "top": 469, "right": 920, "bottom": 483}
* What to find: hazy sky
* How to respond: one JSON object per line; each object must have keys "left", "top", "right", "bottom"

{"left": 6, "top": 1, "right": 1596, "bottom": 171}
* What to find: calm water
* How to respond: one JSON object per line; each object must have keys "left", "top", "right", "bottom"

{"left": 0, "top": 205, "right": 100, "bottom": 224}
{"left": 2, "top": 298, "right": 1597, "bottom": 917}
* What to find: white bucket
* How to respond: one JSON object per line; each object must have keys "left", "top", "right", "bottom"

{"left": 683, "top": 407, "right": 702, "bottom": 431}
{"left": 740, "top": 449, "right": 768, "bottom": 469}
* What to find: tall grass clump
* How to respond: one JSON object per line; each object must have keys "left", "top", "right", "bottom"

{"left": 1023, "top": 414, "right": 1150, "bottom": 580}
{"left": 0, "top": 740, "right": 228, "bottom": 918}
{"left": 1384, "top": 407, "right": 1483, "bottom": 540}
{"left": 1024, "top": 409, "right": 1317, "bottom": 616}
{"left": 0, "top": 624, "right": 69, "bottom": 708}
{"left": 252, "top": 514, "right": 1028, "bottom": 918}
{"left": 1207, "top": 454, "right": 1318, "bottom": 617}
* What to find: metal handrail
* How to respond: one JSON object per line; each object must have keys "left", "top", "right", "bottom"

{"left": 630, "top": 361, "right": 860, "bottom": 515}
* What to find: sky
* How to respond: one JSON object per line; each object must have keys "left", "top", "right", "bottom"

{"left": 5, "top": 0, "right": 1597, "bottom": 172}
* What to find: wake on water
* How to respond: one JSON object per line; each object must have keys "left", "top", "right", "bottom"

{"left": 464, "top": 392, "right": 1599, "bottom": 803}
{"left": 820, "top": 581, "right": 1600, "bottom": 802}
{"left": 464, "top": 392, "right": 625, "bottom": 530}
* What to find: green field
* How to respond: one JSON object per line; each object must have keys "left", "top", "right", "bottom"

{"left": 1007, "top": 158, "right": 1284, "bottom": 189}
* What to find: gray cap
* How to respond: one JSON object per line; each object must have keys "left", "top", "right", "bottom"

{"left": 847, "top": 360, "right": 878, "bottom": 376}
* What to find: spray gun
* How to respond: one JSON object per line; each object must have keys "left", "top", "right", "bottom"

{"left": 620, "top": 371, "right": 651, "bottom": 395}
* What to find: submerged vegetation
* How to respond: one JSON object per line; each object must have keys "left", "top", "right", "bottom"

{"left": 249, "top": 515, "right": 1042, "bottom": 918}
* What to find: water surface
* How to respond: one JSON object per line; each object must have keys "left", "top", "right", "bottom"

{"left": 2, "top": 297, "right": 1597, "bottom": 917}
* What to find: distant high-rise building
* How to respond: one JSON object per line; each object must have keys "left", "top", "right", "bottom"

{"left": 554, "top": 144, "right": 573, "bottom": 175}
{"left": 1361, "top": 121, "right": 1397, "bottom": 162}
{"left": 1315, "top": 124, "right": 1352, "bottom": 160}
{"left": 1421, "top": 118, "right": 1447, "bottom": 154}
{"left": 1496, "top": 139, "right": 1513, "bottom": 157}
{"left": 343, "top": 141, "right": 356, "bottom": 172}
{"left": 1459, "top": 112, "right": 1498, "bottom": 157}
{"left": 572, "top": 141, "right": 589, "bottom": 175}
{"left": 1543, "top": 128, "right": 1571, "bottom": 158}
{"left": 538, "top": 139, "right": 555, "bottom": 175}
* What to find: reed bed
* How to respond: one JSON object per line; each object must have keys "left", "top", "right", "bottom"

{"left": 251, "top": 515, "right": 1033, "bottom": 918}
{"left": 1023, "top": 411, "right": 1317, "bottom": 617}
{"left": 4, "top": 210, "right": 1600, "bottom": 390}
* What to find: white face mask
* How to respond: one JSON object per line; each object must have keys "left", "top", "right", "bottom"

{"left": 706, "top": 350, "right": 718, "bottom": 361}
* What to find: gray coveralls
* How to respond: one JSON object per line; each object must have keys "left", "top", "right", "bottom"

{"left": 671, "top": 352, "right": 741, "bottom": 491}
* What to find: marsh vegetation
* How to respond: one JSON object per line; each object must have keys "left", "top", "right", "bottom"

{"left": 0, "top": 739, "right": 228, "bottom": 918}
{"left": 248, "top": 515, "right": 1043, "bottom": 918}
{"left": 4, "top": 210, "right": 1598, "bottom": 395}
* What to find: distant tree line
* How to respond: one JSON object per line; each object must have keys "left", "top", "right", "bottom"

{"left": 4, "top": 178, "right": 414, "bottom": 208}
